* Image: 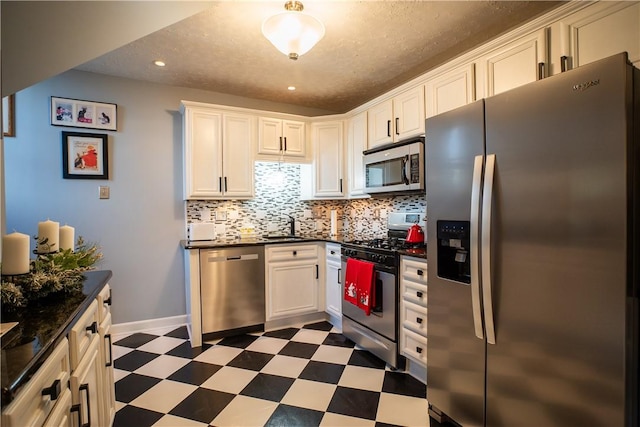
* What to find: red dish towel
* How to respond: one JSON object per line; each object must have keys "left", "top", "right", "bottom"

{"left": 344, "top": 258, "right": 375, "bottom": 315}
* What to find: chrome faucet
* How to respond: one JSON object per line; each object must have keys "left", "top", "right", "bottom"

{"left": 285, "top": 214, "right": 295, "bottom": 236}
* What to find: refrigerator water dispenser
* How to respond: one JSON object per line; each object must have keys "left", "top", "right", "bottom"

{"left": 436, "top": 220, "right": 471, "bottom": 284}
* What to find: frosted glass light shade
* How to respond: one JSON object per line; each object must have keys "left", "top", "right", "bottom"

{"left": 262, "top": 9, "right": 325, "bottom": 60}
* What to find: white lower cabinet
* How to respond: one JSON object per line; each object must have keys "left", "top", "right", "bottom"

{"left": 266, "top": 244, "right": 322, "bottom": 321}
{"left": 70, "top": 337, "right": 102, "bottom": 427}
{"left": 1, "top": 339, "right": 71, "bottom": 427}
{"left": 325, "top": 243, "right": 342, "bottom": 325}
{"left": 1, "top": 285, "right": 115, "bottom": 427}
{"left": 400, "top": 256, "right": 428, "bottom": 374}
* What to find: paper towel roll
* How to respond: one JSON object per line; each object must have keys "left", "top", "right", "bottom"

{"left": 330, "top": 210, "right": 338, "bottom": 236}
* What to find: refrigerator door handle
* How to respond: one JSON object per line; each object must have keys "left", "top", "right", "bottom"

{"left": 482, "top": 154, "right": 497, "bottom": 344}
{"left": 470, "top": 155, "right": 484, "bottom": 340}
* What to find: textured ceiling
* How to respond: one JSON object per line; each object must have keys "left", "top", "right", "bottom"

{"left": 76, "top": 1, "right": 563, "bottom": 114}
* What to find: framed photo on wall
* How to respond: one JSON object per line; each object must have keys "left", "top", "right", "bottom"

{"left": 51, "top": 96, "right": 117, "bottom": 131}
{"left": 3, "top": 94, "right": 15, "bottom": 137}
{"left": 62, "top": 131, "right": 109, "bottom": 179}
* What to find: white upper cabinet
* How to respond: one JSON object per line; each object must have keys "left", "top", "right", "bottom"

{"left": 307, "top": 120, "right": 344, "bottom": 198}
{"left": 555, "top": 2, "right": 640, "bottom": 72}
{"left": 425, "top": 63, "right": 476, "bottom": 118}
{"left": 182, "top": 102, "right": 255, "bottom": 199}
{"left": 477, "top": 28, "right": 548, "bottom": 98}
{"left": 367, "top": 85, "right": 425, "bottom": 148}
{"left": 258, "top": 117, "right": 306, "bottom": 159}
{"left": 347, "top": 111, "right": 368, "bottom": 198}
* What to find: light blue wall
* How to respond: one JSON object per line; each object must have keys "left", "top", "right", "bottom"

{"left": 4, "top": 69, "right": 330, "bottom": 324}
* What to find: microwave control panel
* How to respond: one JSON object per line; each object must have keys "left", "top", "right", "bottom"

{"left": 409, "top": 153, "right": 420, "bottom": 183}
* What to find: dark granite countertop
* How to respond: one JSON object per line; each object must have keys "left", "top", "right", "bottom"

{"left": 181, "top": 236, "right": 427, "bottom": 260}
{"left": 1, "top": 270, "right": 112, "bottom": 406}
{"left": 181, "top": 234, "right": 351, "bottom": 249}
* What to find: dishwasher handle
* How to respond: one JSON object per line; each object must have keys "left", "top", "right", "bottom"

{"left": 207, "top": 253, "right": 260, "bottom": 262}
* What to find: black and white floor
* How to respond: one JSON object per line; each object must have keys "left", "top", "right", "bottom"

{"left": 112, "top": 321, "right": 429, "bottom": 426}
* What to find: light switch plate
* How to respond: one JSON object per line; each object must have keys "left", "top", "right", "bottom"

{"left": 99, "top": 186, "right": 110, "bottom": 199}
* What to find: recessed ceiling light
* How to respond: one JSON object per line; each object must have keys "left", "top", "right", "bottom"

{"left": 288, "top": 86, "right": 296, "bottom": 91}
{"left": 154, "top": 60, "right": 166, "bottom": 67}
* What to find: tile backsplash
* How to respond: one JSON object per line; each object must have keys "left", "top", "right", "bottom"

{"left": 185, "top": 161, "right": 426, "bottom": 240}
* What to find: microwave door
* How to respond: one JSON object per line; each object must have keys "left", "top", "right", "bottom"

{"left": 365, "top": 154, "right": 407, "bottom": 193}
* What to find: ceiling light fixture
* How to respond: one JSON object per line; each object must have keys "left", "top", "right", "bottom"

{"left": 153, "top": 60, "right": 166, "bottom": 67}
{"left": 288, "top": 86, "right": 296, "bottom": 91}
{"left": 262, "top": 1, "right": 325, "bottom": 61}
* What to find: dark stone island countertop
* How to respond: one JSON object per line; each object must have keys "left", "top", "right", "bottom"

{"left": 1, "top": 270, "right": 112, "bottom": 406}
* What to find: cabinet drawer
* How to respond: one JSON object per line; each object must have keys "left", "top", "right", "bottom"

{"left": 401, "top": 328, "right": 428, "bottom": 366}
{"left": 401, "top": 258, "right": 428, "bottom": 285}
{"left": 96, "top": 284, "right": 112, "bottom": 323}
{"left": 42, "top": 388, "right": 72, "bottom": 427}
{"left": 69, "top": 300, "right": 99, "bottom": 371}
{"left": 1, "top": 339, "right": 70, "bottom": 427}
{"left": 402, "top": 300, "right": 428, "bottom": 336}
{"left": 325, "top": 243, "right": 341, "bottom": 262}
{"left": 402, "top": 280, "right": 427, "bottom": 307}
{"left": 266, "top": 244, "right": 318, "bottom": 262}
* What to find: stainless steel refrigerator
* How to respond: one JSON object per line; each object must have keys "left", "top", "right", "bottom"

{"left": 425, "top": 52, "right": 639, "bottom": 427}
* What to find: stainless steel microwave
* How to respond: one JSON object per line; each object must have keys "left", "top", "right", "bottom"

{"left": 363, "top": 137, "right": 424, "bottom": 195}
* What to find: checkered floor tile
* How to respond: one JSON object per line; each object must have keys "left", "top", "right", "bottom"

{"left": 113, "top": 321, "right": 431, "bottom": 426}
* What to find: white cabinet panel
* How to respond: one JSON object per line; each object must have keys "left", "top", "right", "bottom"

{"left": 367, "top": 99, "right": 394, "bottom": 148}
{"left": 426, "top": 64, "right": 475, "bottom": 118}
{"left": 266, "top": 244, "right": 321, "bottom": 321}
{"left": 258, "top": 117, "right": 306, "bottom": 159}
{"left": 562, "top": 2, "right": 640, "bottom": 69}
{"left": 479, "top": 28, "right": 548, "bottom": 97}
{"left": 312, "top": 121, "right": 344, "bottom": 198}
{"left": 182, "top": 103, "right": 255, "bottom": 199}
{"left": 325, "top": 243, "right": 342, "bottom": 320}
{"left": 347, "top": 111, "right": 368, "bottom": 197}
{"left": 393, "top": 86, "right": 425, "bottom": 141}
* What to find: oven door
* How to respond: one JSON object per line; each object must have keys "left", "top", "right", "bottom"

{"left": 341, "top": 259, "right": 397, "bottom": 341}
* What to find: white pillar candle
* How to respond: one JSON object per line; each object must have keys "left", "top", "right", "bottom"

{"left": 2, "top": 232, "right": 31, "bottom": 275}
{"left": 38, "top": 219, "right": 59, "bottom": 253}
{"left": 59, "top": 225, "right": 75, "bottom": 251}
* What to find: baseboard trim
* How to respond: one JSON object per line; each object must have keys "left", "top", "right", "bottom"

{"left": 112, "top": 315, "right": 187, "bottom": 336}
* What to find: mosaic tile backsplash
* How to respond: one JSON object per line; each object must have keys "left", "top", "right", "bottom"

{"left": 185, "top": 161, "right": 426, "bottom": 240}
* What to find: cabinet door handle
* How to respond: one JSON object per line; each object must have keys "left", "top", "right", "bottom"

{"left": 284, "top": 137, "right": 287, "bottom": 152}
{"left": 416, "top": 317, "right": 423, "bottom": 324}
{"left": 105, "top": 334, "right": 113, "bottom": 367}
{"left": 395, "top": 117, "right": 400, "bottom": 135}
{"left": 416, "top": 291, "right": 423, "bottom": 298}
{"left": 41, "top": 379, "right": 61, "bottom": 401}
{"left": 71, "top": 404, "right": 82, "bottom": 427}
{"left": 292, "top": 250, "right": 297, "bottom": 256}
{"left": 86, "top": 321, "right": 98, "bottom": 334}
{"left": 561, "top": 55, "right": 569, "bottom": 72}
{"left": 279, "top": 136, "right": 283, "bottom": 151}
{"left": 338, "top": 268, "right": 342, "bottom": 284}
{"left": 316, "top": 264, "right": 319, "bottom": 279}
{"left": 224, "top": 177, "right": 228, "bottom": 192}
{"left": 417, "top": 269, "right": 424, "bottom": 276}
{"left": 219, "top": 177, "right": 223, "bottom": 192}
{"left": 330, "top": 250, "right": 335, "bottom": 255}
{"left": 387, "top": 120, "right": 391, "bottom": 137}
{"left": 416, "top": 346, "right": 423, "bottom": 354}
{"left": 537, "top": 62, "right": 545, "bottom": 80}
{"left": 339, "top": 178, "right": 343, "bottom": 193}
{"left": 79, "top": 383, "right": 91, "bottom": 427}
{"left": 104, "top": 288, "right": 112, "bottom": 306}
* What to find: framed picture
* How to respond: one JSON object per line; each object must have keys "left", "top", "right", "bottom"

{"left": 51, "top": 96, "right": 117, "bottom": 131}
{"left": 3, "top": 94, "right": 15, "bottom": 137}
{"left": 62, "top": 131, "right": 109, "bottom": 179}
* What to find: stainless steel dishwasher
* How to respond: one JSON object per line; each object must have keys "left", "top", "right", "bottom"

{"left": 200, "top": 246, "right": 265, "bottom": 338}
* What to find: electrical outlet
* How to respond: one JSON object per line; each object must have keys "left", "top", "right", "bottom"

{"left": 99, "top": 186, "right": 110, "bottom": 199}
{"left": 216, "top": 209, "right": 227, "bottom": 221}
{"left": 303, "top": 209, "right": 313, "bottom": 219}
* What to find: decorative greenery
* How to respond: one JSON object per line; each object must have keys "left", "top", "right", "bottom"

{"left": 1, "top": 236, "right": 102, "bottom": 311}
